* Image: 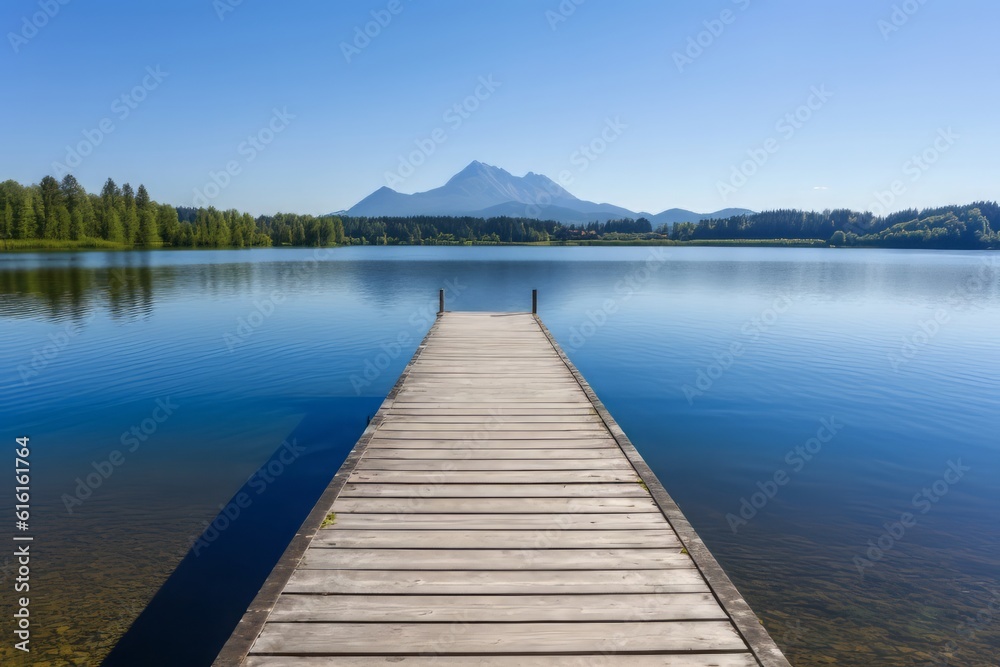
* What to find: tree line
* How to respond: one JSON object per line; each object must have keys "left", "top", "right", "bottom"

{"left": 667, "top": 204, "right": 999, "bottom": 249}
{"left": 1, "top": 175, "right": 997, "bottom": 250}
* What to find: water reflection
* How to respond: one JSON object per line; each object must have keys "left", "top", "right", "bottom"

{"left": 0, "top": 247, "right": 997, "bottom": 667}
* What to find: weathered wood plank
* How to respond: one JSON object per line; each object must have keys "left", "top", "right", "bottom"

{"left": 339, "top": 482, "right": 649, "bottom": 497}
{"left": 331, "top": 497, "right": 659, "bottom": 514}
{"left": 347, "top": 470, "right": 642, "bottom": 484}
{"left": 267, "top": 593, "right": 728, "bottom": 622}
{"left": 361, "top": 448, "right": 624, "bottom": 460}
{"left": 310, "top": 529, "right": 681, "bottom": 549}
{"left": 325, "top": 512, "right": 668, "bottom": 530}
{"left": 371, "top": 430, "right": 612, "bottom": 440}
{"left": 367, "top": 438, "right": 617, "bottom": 449}
{"left": 379, "top": 415, "right": 602, "bottom": 423}
{"left": 251, "top": 620, "right": 745, "bottom": 655}
{"left": 375, "top": 425, "right": 610, "bottom": 435}
{"left": 282, "top": 569, "right": 710, "bottom": 595}
{"left": 246, "top": 656, "right": 759, "bottom": 667}
{"left": 300, "top": 548, "right": 693, "bottom": 570}
{"left": 387, "top": 408, "right": 598, "bottom": 416}
{"left": 354, "top": 459, "right": 634, "bottom": 472}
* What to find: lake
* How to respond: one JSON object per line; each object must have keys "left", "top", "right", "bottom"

{"left": 1, "top": 246, "right": 998, "bottom": 666}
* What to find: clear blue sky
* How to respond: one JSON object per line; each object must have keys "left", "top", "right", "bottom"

{"left": 2, "top": 0, "right": 996, "bottom": 216}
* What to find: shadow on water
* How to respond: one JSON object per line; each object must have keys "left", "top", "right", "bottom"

{"left": 101, "top": 396, "right": 381, "bottom": 667}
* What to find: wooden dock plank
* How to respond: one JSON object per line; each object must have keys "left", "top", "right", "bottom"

{"left": 347, "top": 470, "right": 643, "bottom": 484}
{"left": 360, "top": 447, "right": 625, "bottom": 459}
{"left": 366, "top": 437, "right": 618, "bottom": 449}
{"left": 299, "top": 548, "right": 694, "bottom": 570}
{"left": 266, "top": 593, "right": 729, "bottom": 622}
{"left": 326, "top": 512, "right": 669, "bottom": 530}
{"left": 331, "top": 497, "right": 660, "bottom": 514}
{"left": 282, "top": 569, "right": 712, "bottom": 594}
{"left": 246, "top": 657, "right": 759, "bottom": 667}
{"left": 353, "top": 459, "right": 635, "bottom": 471}
{"left": 216, "top": 311, "right": 790, "bottom": 667}
{"left": 310, "top": 529, "right": 682, "bottom": 549}
{"left": 251, "top": 620, "right": 747, "bottom": 655}
{"left": 338, "top": 482, "right": 650, "bottom": 497}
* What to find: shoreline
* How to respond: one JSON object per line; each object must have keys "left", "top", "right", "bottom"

{"left": 3, "top": 239, "right": 998, "bottom": 253}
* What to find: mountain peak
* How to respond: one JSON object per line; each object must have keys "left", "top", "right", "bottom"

{"left": 447, "top": 160, "right": 510, "bottom": 184}
{"left": 345, "top": 162, "right": 755, "bottom": 224}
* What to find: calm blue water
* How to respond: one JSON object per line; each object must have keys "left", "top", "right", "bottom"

{"left": 1, "top": 246, "right": 998, "bottom": 666}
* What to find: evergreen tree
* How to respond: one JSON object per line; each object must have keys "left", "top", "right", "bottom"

{"left": 101, "top": 178, "right": 119, "bottom": 208}
{"left": 61, "top": 175, "right": 90, "bottom": 240}
{"left": 121, "top": 183, "right": 138, "bottom": 243}
{"left": 2, "top": 201, "right": 12, "bottom": 240}
{"left": 100, "top": 178, "right": 120, "bottom": 240}
{"left": 138, "top": 209, "right": 159, "bottom": 245}
{"left": 38, "top": 175, "right": 67, "bottom": 239}
{"left": 135, "top": 184, "right": 150, "bottom": 210}
{"left": 15, "top": 190, "right": 36, "bottom": 239}
{"left": 106, "top": 209, "right": 125, "bottom": 244}
{"left": 157, "top": 204, "right": 179, "bottom": 245}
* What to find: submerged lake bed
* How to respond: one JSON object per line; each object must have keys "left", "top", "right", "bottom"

{"left": 1, "top": 246, "right": 998, "bottom": 666}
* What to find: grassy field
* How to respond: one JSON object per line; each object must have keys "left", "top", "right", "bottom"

{"left": 0, "top": 237, "right": 135, "bottom": 251}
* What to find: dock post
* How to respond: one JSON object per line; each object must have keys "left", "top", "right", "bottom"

{"left": 532, "top": 289, "right": 537, "bottom": 314}
{"left": 438, "top": 289, "right": 444, "bottom": 315}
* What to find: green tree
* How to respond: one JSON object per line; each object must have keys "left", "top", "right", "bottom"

{"left": 15, "top": 189, "right": 37, "bottom": 239}
{"left": 100, "top": 178, "right": 120, "bottom": 240}
{"left": 1, "top": 201, "right": 12, "bottom": 240}
{"left": 121, "top": 183, "right": 138, "bottom": 243}
{"left": 134, "top": 184, "right": 159, "bottom": 245}
{"left": 157, "top": 204, "right": 179, "bottom": 245}
{"left": 106, "top": 208, "right": 124, "bottom": 244}
{"left": 61, "top": 175, "right": 91, "bottom": 240}
{"left": 135, "top": 184, "right": 150, "bottom": 210}
{"left": 38, "top": 175, "right": 69, "bottom": 239}
{"left": 138, "top": 209, "right": 159, "bottom": 245}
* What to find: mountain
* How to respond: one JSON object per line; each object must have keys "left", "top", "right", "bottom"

{"left": 649, "top": 207, "right": 756, "bottom": 226}
{"left": 345, "top": 161, "right": 753, "bottom": 225}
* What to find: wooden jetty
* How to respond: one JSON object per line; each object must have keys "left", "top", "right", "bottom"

{"left": 215, "top": 297, "right": 791, "bottom": 666}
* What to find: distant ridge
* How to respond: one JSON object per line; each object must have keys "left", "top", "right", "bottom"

{"left": 343, "top": 161, "right": 753, "bottom": 224}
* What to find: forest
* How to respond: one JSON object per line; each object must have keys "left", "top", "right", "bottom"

{"left": 668, "top": 204, "right": 1000, "bottom": 249}
{"left": 1, "top": 175, "right": 996, "bottom": 250}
